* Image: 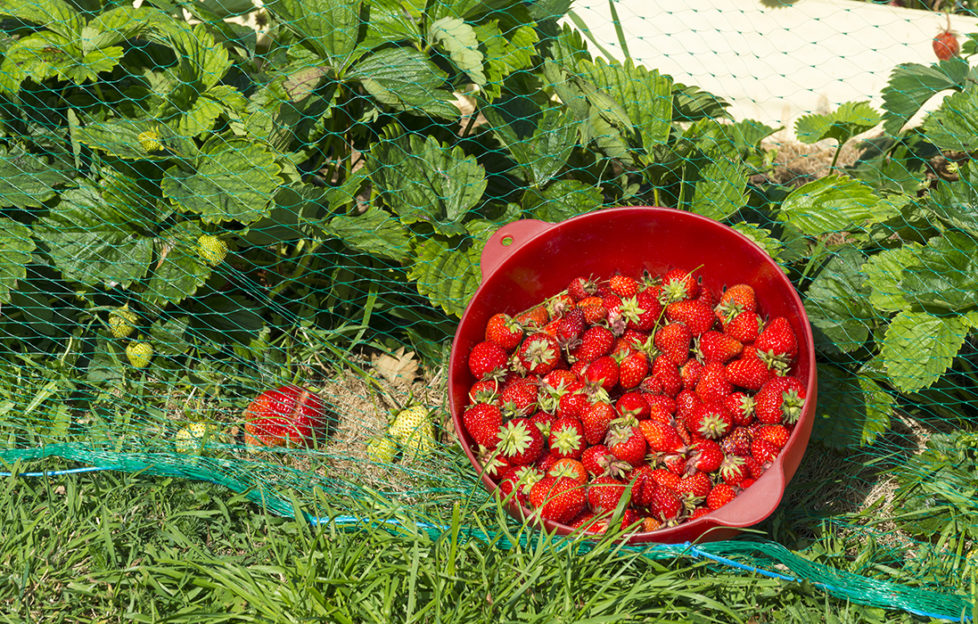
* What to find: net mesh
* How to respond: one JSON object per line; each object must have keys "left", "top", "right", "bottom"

{"left": 2, "top": 0, "right": 978, "bottom": 619}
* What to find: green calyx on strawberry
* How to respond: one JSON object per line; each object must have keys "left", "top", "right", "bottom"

{"left": 197, "top": 234, "right": 228, "bottom": 266}
{"left": 517, "top": 333, "right": 561, "bottom": 375}
{"left": 244, "top": 385, "right": 329, "bottom": 448}
{"left": 109, "top": 304, "right": 139, "bottom": 339}
{"left": 496, "top": 418, "right": 544, "bottom": 466}
{"left": 126, "top": 340, "right": 153, "bottom": 368}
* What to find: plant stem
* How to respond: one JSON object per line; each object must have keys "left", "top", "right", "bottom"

{"left": 829, "top": 143, "right": 844, "bottom": 173}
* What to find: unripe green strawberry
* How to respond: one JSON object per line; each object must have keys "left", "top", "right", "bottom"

{"left": 174, "top": 422, "right": 210, "bottom": 454}
{"left": 126, "top": 341, "right": 153, "bottom": 368}
{"left": 197, "top": 235, "right": 228, "bottom": 266}
{"left": 366, "top": 435, "right": 398, "bottom": 463}
{"left": 389, "top": 405, "right": 435, "bottom": 462}
{"left": 109, "top": 305, "right": 138, "bottom": 339}
{"left": 137, "top": 130, "right": 163, "bottom": 152}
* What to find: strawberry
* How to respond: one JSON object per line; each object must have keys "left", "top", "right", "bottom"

{"left": 718, "top": 454, "right": 749, "bottom": 486}
{"left": 639, "top": 419, "right": 684, "bottom": 453}
{"left": 643, "top": 394, "right": 676, "bottom": 417}
{"left": 496, "top": 418, "right": 545, "bottom": 466}
{"left": 649, "top": 485, "right": 683, "bottom": 522}
{"left": 499, "top": 377, "right": 539, "bottom": 418}
{"left": 498, "top": 465, "right": 544, "bottom": 506}
{"left": 695, "top": 361, "right": 732, "bottom": 404}
{"left": 244, "top": 385, "right": 328, "bottom": 448}
{"left": 546, "top": 293, "right": 576, "bottom": 319}
{"left": 676, "top": 471, "right": 712, "bottom": 504}
{"left": 641, "top": 516, "right": 663, "bottom": 533}
{"left": 680, "top": 358, "right": 703, "bottom": 390}
{"left": 720, "top": 426, "right": 753, "bottom": 456}
{"left": 555, "top": 308, "right": 586, "bottom": 345}
{"left": 485, "top": 313, "right": 524, "bottom": 351}
{"left": 660, "top": 268, "right": 699, "bottom": 303}
{"left": 517, "top": 333, "right": 561, "bottom": 375}
{"left": 654, "top": 323, "right": 692, "bottom": 365}
{"left": 463, "top": 403, "right": 502, "bottom": 448}
{"left": 756, "top": 424, "right": 791, "bottom": 450}
{"left": 616, "top": 351, "right": 649, "bottom": 390}
{"left": 468, "top": 379, "right": 499, "bottom": 404}
{"left": 536, "top": 450, "right": 561, "bottom": 474}
{"left": 754, "top": 376, "right": 807, "bottom": 425}
{"left": 616, "top": 391, "right": 651, "bottom": 420}
{"left": 548, "top": 417, "right": 586, "bottom": 459}
{"left": 698, "top": 330, "right": 743, "bottom": 364}
{"left": 715, "top": 283, "right": 756, "bottom": 323}
{"left": 725, "top": 347, "right": 773, "bottom": 391}
{"left": 609, "top": 274, "right": 639, "bottom": 298}
{"left": 468, "top": 341, "right": 508, "bottom": 380}
{"left": 933, "top": 24, "right": 959, "bottom": 61}
{"left": 726, "top": 392, "right": 755, "bottom": 426}
{"left": 650, "top": 467, "right": 682, "bottom": 490}
{"left": 675, "top": 389, "right": 701, "bottom": 425}
{"left": 751, "top": 437, "right": 780, "bottom": 464}
{"left": 587, "top": 475, "right": 628, "bottom": 514}
{"left": 548, "top": 457, "right": 589, "bottom": 483}
{"left": 389, "top": 405, "right": 436, "bottom": 461}
{"left": 109, "top": 304, "right": 138, "bottom": 339}
{"left": 567, "top": 276, "right": 599, "bottom": 301}
{"left": 197, "top": 234, "right": 228, "bottom": 266}
{"left": 620, "top": 290, "right": 662, "bottom": 332}
{"left": 529, "top": 476, "right": 587, "bottom": 524}
{"left": 529, "top": 411, "right": 556, "bottom": 439}
{"left": 557, "top": 385, "right": 588, "bottom": 419}
{"left": 687, "top": 402, "right": 733, "bottom": 440}
{"left": 126, "top": 340, "right": 153, "bottom": 368}
{"left": 582, "top": 444, "right": 629, "bottom": 478}
{"left": 689, "top": 506, "right": 711, "bottom": 520}
{"left": 740, "top": 477, "right": 757, "bottom": 490}
{"left": 606, "top": 423, "right": 647, "bottom": 466}
{"left": 688, "top": 438, "right": 724, "bottom": 473}
{"left": 585, "top": 356, "right": 619, "bottom": 391}
{"left": 577, "top": 296, "right": 608, "bottom": 325}
{"left": 755, "top": 317, "right": 798, "bottom": 371}
{"left": 723, "top": 310, "right": 762, "bottom": 344}
{"left": 515, "top": 305, "right": 549, "bottom": 329}
{"left": 662, "top": 451, "right": 689, "bottom": 475}
{"left": 629, "top": 464, "right": 658, "bottom": 509}
{"left": 665, "top": 300, "right": 715, "bottom": 336}
{"left": 706, "top": 483, "right": 736, "bottom": 511}
{"left": 572, "top": 326, "right": 615, "bottom": 363}
{"left": 581, "top": 400, "right": 616, "bottom": 445}
{"left": 644, "top": 355, "right": 682, "bottom": 397}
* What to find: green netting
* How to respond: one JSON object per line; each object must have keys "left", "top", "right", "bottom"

{"left": 3, "top": 0, "right": 978, "bottom": 619}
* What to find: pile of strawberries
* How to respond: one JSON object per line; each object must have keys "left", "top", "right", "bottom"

{"left": 460, "top": 269, "right": 806, "bottom": 535}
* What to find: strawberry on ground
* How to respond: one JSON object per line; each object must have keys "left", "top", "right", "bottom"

{"left": 244, "top": 385, "right": 328, "bottom": 448}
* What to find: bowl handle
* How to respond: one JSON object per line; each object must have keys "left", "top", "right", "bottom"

{"left": 480, "top": 219, "right": 553, "bottom": 282}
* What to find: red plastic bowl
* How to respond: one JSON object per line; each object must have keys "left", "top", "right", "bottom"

{"left": 448, "top": 207, "right": 817, "bottom": 543}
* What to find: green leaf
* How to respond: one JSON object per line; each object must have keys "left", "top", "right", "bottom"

{"left": 369, "top": 134, "right": 486, "bottom": 236}
{"left": 473, "top": 22, "right": 538, "bottom": 100}
{"left": 881, "top": 60, "right": 971, "bottom": 135}
{"left": 504, "top": 106, "right": 577, "bottom": 187}
{"left": 75, "top": 118, "right": 188, "bottom": 160}
{"left": 689, "top": 152, "right": 748, "bottom": 221}
{"left": 729, "top": 222, "right": 782, "bottom": 261}
{"left": 881, "top": 310, "right": 969, "bottom": 392}
{"left": 0, "top": 147, "right": 73, "bottom": 208}
{"left": 170, "top": 92, "right": 225, "bottom": 138}
{"left": 32, "top": 184, "right": 154, "bottom": 288}
{"left": 861, "top": 244, "right": 922, "bottom": 313}
{"left": 898, "top": 231, "right": 978, "bottom": 313}
{"left": 350, "top": 47, "right": 459, "bottom": 119}
{"left": 162, "top": 138, "right": 281, "bottom": 224}
{"left": 922, "top": 84, "right": 978, "bottom": 153}
{"left": 778, "top": 175, "right": 888, "bottom": 236}
{"left": 0, "top": 32, "right": 73, "bottom": 93}
{"left": 524, "top": 179, "right": 603, "bottom": 223}
{"left": 804, "top": 247, "right": 875, "bottom": 355}
{"left": 359, "top": 0, "right": 423, "bottom": 50}
{"left": 429, "top": 17, "right": 485, "bottom": 86}
{"left": 794, "top": 101, "right": 881, "bottom": 145}
{"left": 0, "top": 0, "right": 83, "bottom": 38}
{"left": 163, "top": 22, "right": 231, "bottom": 90}
{"left": 87, "top": 5, "right": 155, "bottom": 44}
{"left": 266, "top": 0, "right": 363, "bottom": 71}
{"left": 190, "top": 293, "right": 265, "bottom": 347}
{"left": 812, "top": 364, "right": 894, "bottom": 448}
{"left": 326, "top": 208, "right": 411, "bottom": 262}
{"left": 672, "top": 82, "right": 730, "bottom": 122}
{"left": 150, "top": 316, "right": 192, "bottom": 356}
{"left": 927, "top": 164, "right": 978, "bottom": 238}
{"left": 144, "top": 222, "right": 211, "bottom": 305}
{"left": 408, "top": 237, "right": 480, "bottom": 317}
{"left": 0, "top": 218, "right": 35, "bottom": 304}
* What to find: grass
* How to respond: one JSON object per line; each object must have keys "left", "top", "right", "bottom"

{"left": 0, "top": 464, "right": 943, "bottom": 623}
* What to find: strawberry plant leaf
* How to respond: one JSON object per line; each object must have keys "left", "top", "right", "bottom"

{"left": 150, "top": 316, "right": 192, "bottom": 356}
{"left": 794, "top": 101, "right": 881, "bottom": 146}
{"left": 881, "top": 60, "right": 971, "bottom": 135}
{"left": 729, "top": 222, "right": 783, "bottom": 260}
{"left": 325, "top": 208, "right": 411, "bottom": 262}
{"left": 812, "top": 364, "right": 894, "bottom": 448}
{"left": 190, "top": 292, "right": 265, "bottom": 347}
{"left": 429, "top": 17, "right": 486, "bottom": 86}
{"left": 0, "top": 147, "right": 73, "bottom": 208}
{"left": 408, "top": 237, "right": 480, "bottom": 317}
{"left": 266, "top": 0, "right": 363, "bottom": 71}
{"left": 503, "top": 106, "right": 577, "bottom": 187}
{"left": 927, "top": 164, "right": 978, "bottom": 239}
{"left": 369, "top": 134, "right": 486, "bottom": 236}
{"left": 861, "top": 243, "right": 922, "bottom": 313}
{"left": 143, "top": 221, "right": 211, "bottom": 305}
{"left": 162, "top": 137, "right": 281, "bottom": 224}
{"left": 75, "top": 118, "right": 190, "bottom": 160}
{"left": 777, "top": 175, "right": 889, "bottom": 236}
{"left": 922, "top": 84, "right": 978, "bottom": 153}
{"left": 689, "top": 151, "right": 748, "bottom": 222}
{"left": 350, "top": 47, "right": 459, "bottom": 119}
{"left": 523, "top": 179, "right": 603, "bottom": 222}
{"left": 0, "top": 218, "right": 35, "bottom": 305}
{"left": 0, "top": 0, "right": 82, "bottom": 37}
{"left": 358, "top": 0, "right": 423, "bottom": 51}
{"left": 804, "top": 247, "right": 875, "bottom": 355}
{"left": 0, "top": 33, "right": 72, "bottom": 94}
{"left": 473, "top": 22, "right": 538, "bottom": 100}
{"left": 881, "top": 310, "right": 969, "bottom": 392}
{"left": 162, "top": 22, "right": 231, "bottom": 91}
{"left": 899, "top": 232, "right": 978, "bottom": 313}
{"left": 33, "top": 183, "right": 154, "bottom": 289}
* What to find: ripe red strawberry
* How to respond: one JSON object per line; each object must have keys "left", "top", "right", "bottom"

{"left": 649, "top": 485, "right": 682, "bottom": 522}
{"left": 628, "top": 465, "right": 657, "bottom": 509}
{"left": 572, "top": 326, "right": 615, "bottom": 363}
{"left": 660, "top": 268, "right": 699, "bottom": 303}
{"left": 517, "top": 333, "right": 561, "bottom": 375}
{"left": 723, "top": 310, "right": 762, "bottom": 344}
{"left": 617, "top": 351, "right": 649, "bottom": 390}
{"left": 665, "top": 300, "right": 715, "bottom": 336}
{"left": 689, "top": 506, "right": 711, "bottom": 520}
{"left": 546, "top": 293, "right": 575, "bottom": 319}
{"left": 463, "top": 403, "right": 503, "bottom": 448}
{"left": 698, "top": 330, "right": 743, "bottom": 364}
{"left": 548, "top": 417, "right": 586, "bottom": 459}
{"left": 555, "top": 308, "right": 586, "bottom": 345}
{"left": 535, "top": 450, "right": 561, "bottom": 474}
{"left": 654, "top": 323, "right": 692, "bottom": 365}
{"left": 706, "top": 483, "right": 736, "bottom": 511}
{"left": 933, "top": 26, "right": 959, "bottom": 61}
{"left": 639, "top": 419, "right": 684, "bottom": 453}
{"left": 676, "top": 471, "right": 712, "bottom": 504}
{"left": 695, "top": 361, "right": 732, "bottom": 404}
{"left": 675, "top": 389, "right": 701, "bottom": 424}
{"left": 662, "top": 451, "right": 688, "bottom": 475}
{"left": 547, "top": 457, "right": 589, "bottom": 483}
{"left": 740, "top": 477, "right": 757, "bottom": 490}
{"left": 650, "top": 467, "right": 681, "bottom": 490}
{"left": 468, "top": 341, "right": 508, "bottom": 380}
{"left": 718, "top": 454, "right": 748, "bottom": 486}
{"left": 585, "top": 356, "right": 619, "bottom": 391}
{"left": 754, "top": 375, "right": 807, "bottom": 425}
{"left": 485, "top": 313, "right": 523, "bottom": 351}
{"left": 687, "top": 402, "right": 733, "bottom": 440}
{"left": 468, "top": 379, "right": 499, "bottom": 404}
{"left": 643, "top": 394, "right": 676, "bottom": 417}
{"left": 529, "top": 410, "right": 556, "bottom": 439}
{"left": 515, "top": 305, "right": 548, "bottom": 329}
{"left": 715, "top": 283, "right": 756, "bottom": 324}
{"left": 609, "top": 274, "right": 639, "bottom": 298}
{"left": 529, "top": 476, "right": 587, "bottom": 524}
{"left": 751, "top": 437, "right": 780, "bottom": 464}
{"left": 498, "top": 465, "right": 543, "bottom": 506}
{"left": 577, "top": 298, "right": 607, "bottom": 327}
{"left": 744, "top": 455, "right": 764, "bottom": 480}
{"left": 720, "top": 426, "right": 753, "bottom": 456}
{"left": 587, "top": 475, "right": 628, "bottom": 514}
{"left": 243, "top": 385, "right": 328, "bottom": 448}
{"left": 567, "top": 276, "right": 599, "bottom": 301}
{"left": 581, "top": 444, "right": 616, "bottom": 476}
{"left": 477, "top": 445, "right": 510, "bottom": 480}
{"left": 680, "top": 358, "right": 703, "bottom": 390}
{"left": 620, "top": 290, "right": 663, "bottom": 332}
{"left": 616, "top": 391, "right": 651, "bottom": 420}
{"left": 499, "top": 377, "right": 538, "bottom": 418}
{"left": 756, "top": 424, "right": 791, "bottom": 450}
{"left": 644, "top": 355, "right": 682, "bottom": 396}
{"left": 755, "top": 317, "right": 798, "bottom": 371}
{"left": 688, "top": 438, "right": 724, "bottom": 473}
{"left": 725, "top": 347, "right": 774, "bottom": 391}
{"left": 726, "top": 391, "right": 755, "bottom": 426}
{"left": 606, "top": 423, "right": 647, "bottom": 467}
{"left": 581, "top": 400, "right": 616, "bottom": 445}
{"left": 496, "top": 418, "right": 545, "bottom": 466}
{"left": 557, "top": 386, "right": 588, "bottom": 419}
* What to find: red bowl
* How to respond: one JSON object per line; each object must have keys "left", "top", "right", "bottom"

{"left": 448, "top": 207, "right": 817, "bottom": 543}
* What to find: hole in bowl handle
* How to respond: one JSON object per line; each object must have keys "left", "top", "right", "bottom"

{"left": 480, "top": 219, "right": 553, "bottom": 282}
